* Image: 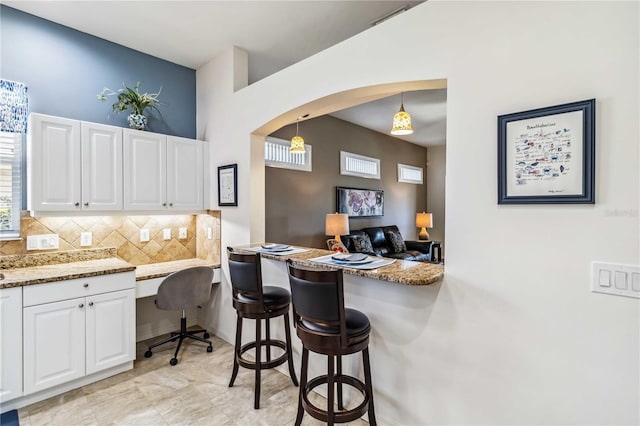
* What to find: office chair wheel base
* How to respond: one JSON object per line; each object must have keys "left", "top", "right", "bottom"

{"left": 144, "top": 350, "right": 152, "bottom": 358}
{"left": 207, "top": 345, "right": 213, "bottom": 353}
{"left": 170, "top": 358, "right": 178, "bottom": 366}
{"left": 204, "top": 332, "right": 210, "bottom": 339}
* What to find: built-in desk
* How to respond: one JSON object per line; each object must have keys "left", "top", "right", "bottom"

{"left": 135, "top": 258, "right": 221, "bottom": 298}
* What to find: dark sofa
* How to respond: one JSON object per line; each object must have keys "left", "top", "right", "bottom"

{"left": 340, "top": 225, "right": 432, "bottom": 262}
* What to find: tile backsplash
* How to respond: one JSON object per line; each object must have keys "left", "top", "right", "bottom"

{"left": 0, "top": 211, "right": 221, "bottom": 266}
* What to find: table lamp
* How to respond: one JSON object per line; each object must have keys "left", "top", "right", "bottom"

{"left": 416, "top": 212, "right": 433, "bottom": 240}
{"left": 325, "top": 213, "right": 349, "bottom": 241}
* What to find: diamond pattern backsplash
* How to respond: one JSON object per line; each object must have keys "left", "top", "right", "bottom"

{"left": 0, "top": 211, "right": 221, "bottom": 266}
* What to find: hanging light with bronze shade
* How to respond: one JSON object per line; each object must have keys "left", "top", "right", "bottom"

{"left": 390, "top": 92, "right": 414, "bottom": 136}
{"left": 290, "top": 118, "right": 306, "bottom": 154}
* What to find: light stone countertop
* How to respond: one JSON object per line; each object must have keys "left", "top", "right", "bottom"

{"left": 234, "top": 244, "right": 444, "bottom": 286}
{"left": 0, "top": 248, "right": 221, "bottom": 289}
{"left": 0, "top": 257, "right": 136, "bottom": 289}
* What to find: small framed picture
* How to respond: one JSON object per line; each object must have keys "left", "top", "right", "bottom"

{"left": 218, "top": 164, "right": 237, "bottom": 207}
{"left": 497, "top": 99, "right": 595, "bottom": 204}
{"left": 336, "top": 186, "right": 384, "bottom": 217}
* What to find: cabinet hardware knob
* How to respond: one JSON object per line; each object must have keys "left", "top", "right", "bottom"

{"left": 84, "top": 202, "right": 89, "bottom": 206}
{"left": 89, "top": 302, "right": 94, "bottom": 307}
{"left": 79, "top": 303, "right": 84, "bottom": 308}
{"left": 162, "top": 202, "right": 167, "bottom": 207}
{"left": 75, "top": 202, "right": 80, "bottom": 207}
{"left": 84, "top": 283, "right": 89, "bottom": 288}
{"left": 169, "top": 203, "right": 173, "bottom": 207}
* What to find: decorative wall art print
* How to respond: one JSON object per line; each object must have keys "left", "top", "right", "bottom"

{"left": 218, "top": 164, "right": 238, "bottom": 206}
{"left": 336, "top": 187, "right": 384, "bottom": 217}
{"left": 497, "top": 99, "right": 595, "bottom": 204}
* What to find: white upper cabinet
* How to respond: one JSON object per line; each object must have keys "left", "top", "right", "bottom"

{"left": 29, "top": 114, "right": 123, "bottom": 212}
{"left": 123, "top": 130, "right": 204, "bottom": 211}
{"left": 29, "top": 114, "right": 81, "bottom": 211}
{"left": 81, "top": 122, "right": 123, "bottom": 210}
{"left": 28, "top": 113, "right": 206, "bottom": 214}
{"left": 123, "top": 129, "right": 167, "bottom": 210}
{"left": 167, "top": 136, "right": 203, "bottom": 210}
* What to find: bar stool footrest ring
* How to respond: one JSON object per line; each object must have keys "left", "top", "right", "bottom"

{"left": 302, "top": 374, "right": 370, "bottom": 423}
{"left": 237, "top": 339, "right": 289, "bottom": 370}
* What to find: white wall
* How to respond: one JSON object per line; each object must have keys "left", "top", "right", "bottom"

{"left": 197, "top": 1, "right": 639, "bottom": 424}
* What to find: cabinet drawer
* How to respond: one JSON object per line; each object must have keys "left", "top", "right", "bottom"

{"left": 23, "top": 272, "right": 135, "bottom": 307}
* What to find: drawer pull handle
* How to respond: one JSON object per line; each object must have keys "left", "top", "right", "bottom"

{"left": 162, "top": 202, "right": 167, "bottom": 207}
{"left": 169, "top": 203, "right": 173, "bottom": 207}
{"left": 74, "top": 202, "right": 80, "bottom": 207}
{"left": 88, "top": 302, "right": 94, "bottom": 307}
{"left": 83, "top": 283, "right": 89, "bottom": 288}
{"left": 84, "top": 202, "right": 89, "bottom": 207}
{"left": 79, "top": 303, "right": 84, "bottom": 308}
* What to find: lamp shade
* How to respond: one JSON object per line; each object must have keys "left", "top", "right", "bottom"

{"left": 290, "top": 135, "right": 305, "bottom": 153}
{"left": 390, "top": 106, "right": 414, "bottom": 135}
{"left": 325, "top": 213, "right": 349, "bottom": 240}
{"left": 416, "top": 212, "right": 433, "bottom": 228}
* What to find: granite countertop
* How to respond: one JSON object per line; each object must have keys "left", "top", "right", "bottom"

{"left": 135, "top": 258, "right": 221, "bottom": 281}
{"left": 235, "top": 244, "right": 444, "bottom": 286}
{"left": 0, "top": 248, "right": 221, "bottom": 289}
{"left": 0, "top": 258, "right": 136, "bottom": 289}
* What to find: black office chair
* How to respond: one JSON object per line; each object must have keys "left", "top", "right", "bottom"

{"left": 287, "top": 259, "right": 376, "bottom": 426}
{"left": 144, "top": 266, "right": 214, "bottom": 366}
{"left": 227, "top": 247, "right": 298, "bottom": 409}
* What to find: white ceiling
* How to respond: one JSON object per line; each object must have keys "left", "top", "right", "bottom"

{"left": 4, "top": 0, "right": 446, "bottom": 147}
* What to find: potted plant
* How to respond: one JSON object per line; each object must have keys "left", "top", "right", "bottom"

{"left": 97, "top": 81, "right": 162, "bottom": 130}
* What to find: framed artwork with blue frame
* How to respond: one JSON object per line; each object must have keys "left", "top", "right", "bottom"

{"left": 497, "top": 99, "right": 595, "bottom": 204}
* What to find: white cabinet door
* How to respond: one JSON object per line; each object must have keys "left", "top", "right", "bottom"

{"left": 29, "top": 114, "right": 81, "bottom": 211}
{"left": 0, "top": 287, "right": 22, "bottom": 403}
{"left": 23, "top": 298, "right": 85, "bottom": 394}
{"left": 166, "top": 136, "right": 203, "bottom": 210}
{"left": 86, "top": 289, "right": 135, "bottom": 375}
{"left": 123, "top": 129, "right": 166, "bottom": 210}
{"left": 81, "top": 122, "right": 123, "bottom": 210}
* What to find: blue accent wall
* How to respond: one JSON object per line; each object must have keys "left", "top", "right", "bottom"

{"left": 0, "top": 5, "right": 196, "bottom": 138}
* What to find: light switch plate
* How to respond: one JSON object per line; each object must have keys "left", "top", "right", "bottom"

{"left": 163, "top": 228, "right": 171, "bottom": 240}
{"left": 592, "top": 262, "right": 640, "bottom": 299}
{"left": 179, "top": 227, "right": 187, "bottom": 239}
{"left": 207, "top": 227, "right": 212, "bottom": 240}
{"left": 140, "top": 229, "right": 150, "bottom": 242}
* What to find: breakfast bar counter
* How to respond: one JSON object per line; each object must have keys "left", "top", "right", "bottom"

{"left": 235, "top": 244, "right": 444, "bottom": 286}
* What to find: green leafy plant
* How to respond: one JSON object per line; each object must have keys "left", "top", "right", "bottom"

{"left": 97, "top": 81, "right": 162, "bottom": 116}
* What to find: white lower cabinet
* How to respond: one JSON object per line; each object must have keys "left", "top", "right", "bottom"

{"left": 0, "top": 287, "right": 23, "bottom": 403}
{"left": 22, "top": 273, "right": 135, "bottom": 395}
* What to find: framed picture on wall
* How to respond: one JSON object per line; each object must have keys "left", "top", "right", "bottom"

{"left": 218, "top": 164, "right": 238, "bottom": 206}
{"left": 497, "top": 99, "right": 595, "bottom": 204}
{"left": 336, "top": 187, "right": 384, "bottom": 217}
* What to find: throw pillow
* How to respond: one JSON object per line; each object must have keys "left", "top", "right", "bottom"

{"left": 326, "top": 238, "right": 349, "bottom": 253}
{"left": 385, "top": 230, "right": 406, "bottom": 253}
{"left": 352, "top": 234, "right": 374, "bottom": 253}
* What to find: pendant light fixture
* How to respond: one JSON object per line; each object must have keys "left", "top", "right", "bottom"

{"left": 290, "top": 118, "right": 306, "bottom": 154}
{"left": 390, "top": 92, "right": 414, "bottom": 135}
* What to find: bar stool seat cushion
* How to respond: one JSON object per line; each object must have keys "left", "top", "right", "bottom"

{"left": 236, "top": 285, "right": 291, "bottom": 308}
{"left": 300, "top": 308, "right": 370, "bottom": 337}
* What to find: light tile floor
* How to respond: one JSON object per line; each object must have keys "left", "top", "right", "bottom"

{"left": 18, "top": 333, "right": 368, "bottom": 426}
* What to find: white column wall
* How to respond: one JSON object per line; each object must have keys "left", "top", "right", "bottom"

{"left": 197, "top": 1, "right": 639, "bottom": 424}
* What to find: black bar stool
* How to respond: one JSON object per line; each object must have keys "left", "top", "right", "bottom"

{"left": 287, "top": 259, "right": 376, "bottom": 426}
{"left": 227, "top": 247, "right": 298, "bottom": 409}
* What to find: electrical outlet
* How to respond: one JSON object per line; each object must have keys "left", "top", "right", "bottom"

{"left": 163, "top": 228, "right": 171, "bottom": 240}
{"left": 179, "top": 227, "right": 187, "bottom": 239}
{"left": 80, "top": 232, "right": 92, "bottom": 246}
{"left": 26, "top": 234, "right": 59, "bottom": 250}
{"left": 140, "top": 229, "right": 150, "bottom": 242}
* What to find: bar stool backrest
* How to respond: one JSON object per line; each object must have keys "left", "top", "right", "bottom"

{"left": 227, "top": 247, "right": 264, "bottom": 306}
{"left": 287, "top": 260, "right": 348, "bottom": 348}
